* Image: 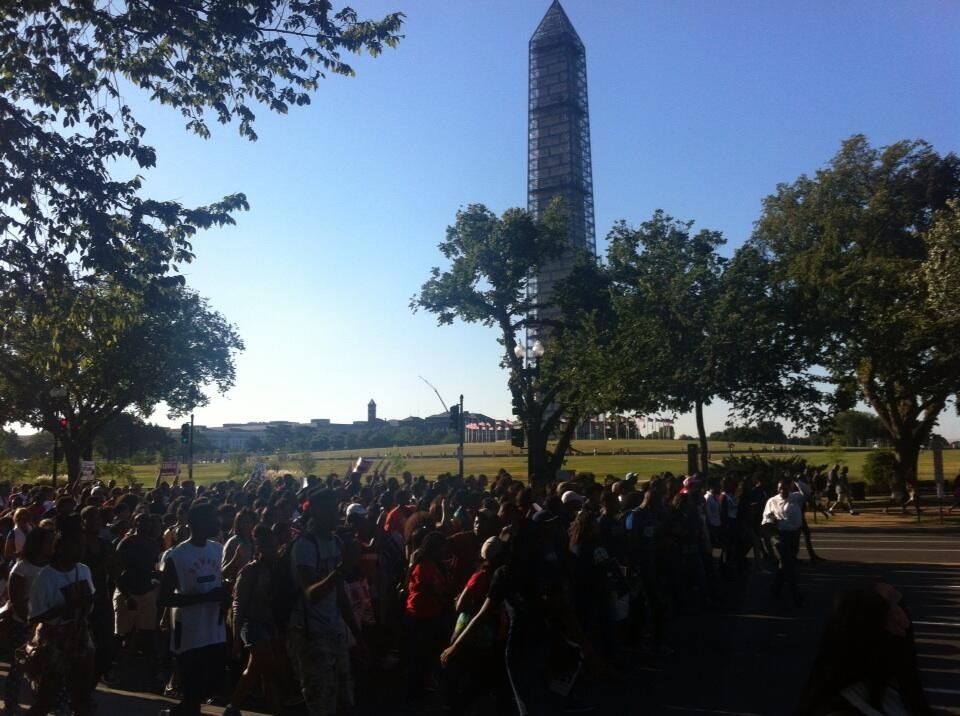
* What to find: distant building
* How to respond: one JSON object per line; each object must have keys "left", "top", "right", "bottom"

{"left": 175, "top": 400, "right": 513, "bottom": 451}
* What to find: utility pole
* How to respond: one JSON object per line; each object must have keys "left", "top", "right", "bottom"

{"left": 188, "top": 412, "right": 194, "bottom": 482}
{"left": 51, "top": 431, "right": 58, "bottom": 489}
{"left": 458, "top": 394, "right": 464, "bottom": 481}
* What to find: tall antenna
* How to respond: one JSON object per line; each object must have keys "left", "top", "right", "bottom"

{"left": 418, "top": 376, "right": 449, "bottom": 413}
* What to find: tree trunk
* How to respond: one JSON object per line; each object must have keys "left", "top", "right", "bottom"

{"left": 63, "top": 439, "right": 82, "bottom": 486}
{"left": 527, "top": 422, "right": 549, "bottom": 490}
{"left": 547, "top": 412, "right": 580, "bottom": 478}
{"left": 695, "top": 399, "right": 709, "bottom": 475}
{"left": 892, "top": 435, "right": 921, "bottom": 488}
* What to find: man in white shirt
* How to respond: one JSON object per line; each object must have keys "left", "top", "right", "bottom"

{"left": 158, "top": 501, "right": 230, "bottom": 716}
{"left": 762, "top": 479, "right": 807, "bottom": 606}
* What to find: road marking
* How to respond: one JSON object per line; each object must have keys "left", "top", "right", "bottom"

{"left": 927, "top": 688, "right": 960, "bottom": 695}
{"left": 664, "top": 708, "right": 763, "bottom": 716}
{"left": 812, "top": 539, "right": 960, "bottom": 544}
{"left": 914, "top": 621, "right": 960, "bottom": 628}
{"left": 812, "top": 547, "right": 960, "bottom": 552}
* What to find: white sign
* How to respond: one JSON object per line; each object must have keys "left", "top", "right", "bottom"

{"left": 250, "top": 461, "right": 267, "bottom": 481}
{"left": 80, "top": 460, "right": 95, "bottom": 482}
{"left": 933, "top": 446, "right": 945, "bottom": 500}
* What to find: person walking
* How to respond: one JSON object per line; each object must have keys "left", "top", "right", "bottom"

{"left": 761, "top": 478, "right": 807, "bottom": 606}
{"left": 2, "top": 526, "right": 54, "bottom": 714}
{"left": 286, "top": 491, "right": 363, "bottom": 716}
{"left": 27, "top": 516, "right": 97, "bottom": 716}
{"left": 157, "top": 502, "right": 230, "bottom": 716}
{"left": 797, "top": 473, "right": 825, "bottom": 562}
{"left": 224, "top": 524, "right": 285, "bottom": 716}
{"left": 828, "top": 466, "right": 857, "bottom": 515}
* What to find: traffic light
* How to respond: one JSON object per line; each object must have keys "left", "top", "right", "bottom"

{"left": 448, "top": 405, "right": 460, "bottom": 431}
{"left": 510, "top": 428, "right": 525, "bottom": 448}
{"left": 180, "top": 423, "right": 191, "bottom": 446}
{"left": 58, "top": 417, "right": 69, "bottom": 431}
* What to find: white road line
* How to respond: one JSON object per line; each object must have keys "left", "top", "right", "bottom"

{"left": 927, "top": 687, "right": 960, "bottom": 695}
{"left": 812, "top": 540, "right": 960, "bottom": 544}
{"left": 812, "top": 547, "right": 960, "bottom": 552}
{"left": 914, "top": 621, "right": 960, "bottom": 628}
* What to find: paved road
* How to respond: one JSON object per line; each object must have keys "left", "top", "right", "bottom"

{"left": 652, "top": 528, "right": 960, "bottom": 716}
{"left": 5, "top": 527, "right": 957, "bottom": 715}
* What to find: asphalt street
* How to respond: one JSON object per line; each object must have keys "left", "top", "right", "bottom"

{"left": 653, "top": 527, "right": 960, "bottom": 716}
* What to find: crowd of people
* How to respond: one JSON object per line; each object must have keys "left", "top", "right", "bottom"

{"left": 0, "top": 462, "right": 934, "bottom": 715}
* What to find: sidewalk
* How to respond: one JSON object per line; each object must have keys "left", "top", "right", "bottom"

{"left": 809, "top": 497, "right": 960, "bottom": 531}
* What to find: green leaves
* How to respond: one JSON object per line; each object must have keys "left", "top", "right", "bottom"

{"left": 1, "top": 0, "right": 403, "bottom": 284}
{"left": 750, "top": 136, "right": 960, "bottom": 478}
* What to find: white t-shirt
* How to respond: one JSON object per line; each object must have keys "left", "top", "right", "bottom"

{"left": 28, "top": 563, "right": 95, "bottom": 624}
{"left": 761, "top": 491, "right": 806, "bottom": 532}
{"left": 12, "top": 527, "right": 29, "bottom": 557}
{"left": 9, "top": 559, "right": 43, "bottom": 623}
{"left": 163, "top": 539, "right": 226, "bottom": 654}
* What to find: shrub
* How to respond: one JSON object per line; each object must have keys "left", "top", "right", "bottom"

{"left": 862, "top": 450, "right": 897, "bottom": 494}
{"left": 718, "top": 455, "right": 809, "bottom": 483}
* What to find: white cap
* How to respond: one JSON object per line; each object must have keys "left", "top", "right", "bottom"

{"left": 561, "top": 490, "right": 584, "bottom": 506}
{"left": 345, "top": 503, "right": 368, "bottom": 518}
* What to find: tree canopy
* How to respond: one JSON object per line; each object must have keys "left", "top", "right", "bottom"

{"left": 0, "top": 277, "right": 242, "bottom": 480}
{"left": 749, "top": 135, "right": 960, "bottom": 482}
{"left": 412, "top": 203, "right": 597, "bottom": 484}
{"left": 1, "top": 1, "right": 403, "bottom": 285}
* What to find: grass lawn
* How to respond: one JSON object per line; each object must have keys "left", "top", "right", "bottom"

{"left": 130, "top": 440, "right": 960, "bottom": 486}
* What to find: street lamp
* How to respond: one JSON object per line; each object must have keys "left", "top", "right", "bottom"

{"left": 49, "top": 387, "right": 67, "bottom": 488}
{"left": 514, "top": 338, "right": 548, "bottom": 483}
{"left": 513, "top": 339, "right": 545, "bottom": 364}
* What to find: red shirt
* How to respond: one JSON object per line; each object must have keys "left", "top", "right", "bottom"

{"left": 384, "top": 504, "right": 414, "bottom": 536}
{"left": 405, "top": 560, "right": 447, "bottom": 620}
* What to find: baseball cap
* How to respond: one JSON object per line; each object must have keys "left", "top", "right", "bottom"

{"left": 345, "top": 503, "right": 368, "bottom": 519}
{"left": 561, "top": 490, "right": 585, "bottom": 506}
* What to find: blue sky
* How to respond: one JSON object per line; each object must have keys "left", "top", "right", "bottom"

{"left": 132, "top": 0, "right": 960, "bottom": 438}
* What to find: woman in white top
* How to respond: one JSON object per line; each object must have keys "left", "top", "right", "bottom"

{"left": 3, "top": 508, "right": 34, "bottom": 562}
{"left": 27, "top": 516, "right": 97, "bottom": 716}
{"left": 4, "top": 526, "right": 54, "bottom": 710}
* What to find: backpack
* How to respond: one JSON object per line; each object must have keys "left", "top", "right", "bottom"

{"left": 272, "top": 532, "right": 321, "bottom": 630}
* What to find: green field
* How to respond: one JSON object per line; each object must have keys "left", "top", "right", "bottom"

{"left": 130, "top": 439, "right": 960, "bottom": 486}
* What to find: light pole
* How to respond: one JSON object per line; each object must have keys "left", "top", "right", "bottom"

{"left": 514, "top": 339, "right": 545, "bottom": 482}
{"left": 48, "top": 387, "right": 67, "bottom": 488}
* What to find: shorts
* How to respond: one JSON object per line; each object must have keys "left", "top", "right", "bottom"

{"left": 240, "top": 620, "right": 278, "bottom": 648}
{"left": 114, "top": 587, "right": 159, "bottom": 636}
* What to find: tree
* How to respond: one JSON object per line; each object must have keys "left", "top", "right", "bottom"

{"left": 296, "top": 452, "right": 318, "bottom": 477}
{"left": 832, "top": 410, "right": 885, "bottom": 447}
{"left": 0, "top": 279, "right": 242, "bottom": 482}
{"left": 603, "top": 212, "right": 731, "bottom": 473}
{"left": 1, "top": 2, "right": 403, "bottom": 286}
{"left": 412, "top": 203, "right": 595, "bottom": 487}
{"left": 1, "top": 2, "right": 402, "bottom": 479}
{"left": 94, "top": 413, "right": 175, "bottom": 461}
{"left": 750, "top": 136, "right": 960, "bottom": 485}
